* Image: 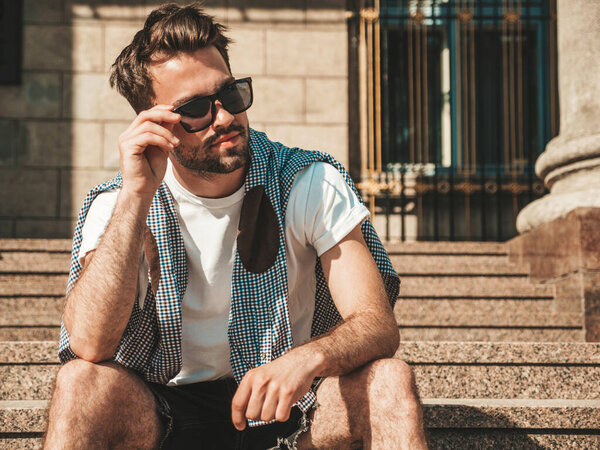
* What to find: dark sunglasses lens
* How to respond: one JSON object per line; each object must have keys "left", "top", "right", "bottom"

{"left": 178, "top": 97, "right": 212, "bottom": 131}
{"left": 220, "top": 80, "right": 252, "bottom": 114}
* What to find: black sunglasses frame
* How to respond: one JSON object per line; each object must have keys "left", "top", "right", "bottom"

{"left": 172, "top": 77, "right": 253, "bottom": 133}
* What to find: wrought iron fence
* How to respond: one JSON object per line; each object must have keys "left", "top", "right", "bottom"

{"left": 355, "top": 0, "right": 558, "bottom": 241}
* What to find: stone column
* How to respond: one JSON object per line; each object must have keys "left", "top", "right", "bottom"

{"left": 516, "top": 0, "right": 600, "bottom": 233}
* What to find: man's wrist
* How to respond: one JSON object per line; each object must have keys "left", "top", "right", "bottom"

{"left": 117, "top": 188, "right": 154, "bottom": 218}
{"left": 292, "top": 344, "right": 327, "bottom": 379}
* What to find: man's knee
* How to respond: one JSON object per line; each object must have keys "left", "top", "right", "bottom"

{"left": 365, "top": 358, "right": 421, "bottom": 411}
{"left": 52, "top": 358, "right": 151, "bottom": 413}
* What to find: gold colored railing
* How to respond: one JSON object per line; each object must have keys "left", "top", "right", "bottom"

{"left": 356, "top": 0, "right": 556, "bottom": 240}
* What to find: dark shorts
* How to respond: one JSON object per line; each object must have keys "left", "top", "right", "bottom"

{"left": 146, "top": 377, "right": 321, "bottom": 450}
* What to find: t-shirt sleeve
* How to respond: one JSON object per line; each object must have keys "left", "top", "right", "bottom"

{"left": 287, "top": 162, "right": 370, "bottom": 257}
{"left": 78, "top": 190, "right": 119, "bottom": 266}
{"left": 77, "top": 189, "right": 148, "bottom": 308}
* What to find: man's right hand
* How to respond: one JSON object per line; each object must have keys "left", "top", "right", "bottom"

{"left": 118, "top": 105, "right": 181, "bottom": 198}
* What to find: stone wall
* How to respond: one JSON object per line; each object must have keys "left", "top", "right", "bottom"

{"left": 0, "top": 0, "right": 349, "bottom": 238}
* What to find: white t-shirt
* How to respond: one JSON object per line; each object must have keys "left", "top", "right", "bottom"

{"left": 78, "top": 160, "right": 369, "bottom": 385}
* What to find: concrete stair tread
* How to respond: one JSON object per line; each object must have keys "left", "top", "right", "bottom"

{"left": 396, "top": 310, "right": 582, "bottom": 327}
{"left": 422, "top": 398, "right": 600, "bottom": 428}
{"left": 399, "top": 276, "right": 554, "bottom": 298}
{"left": 0, "top": 240, "right": 71, "bottom": 251}
{"left": 390, "top": 254, "right": 529, "bottom": 276}
{"left": 395, "top": 341, "right": 600, "bottom": 364}
{"left": 3, "top": 399, "right": 600, "bottom": 433}
{"left": 0, "top": 275, "right": 67, "bottom": 296}
{"left": 0, "top": 253, "right": 70, "bottom": 273}
{"left": 0, "top": 328, "right": 60, "bottom": 342}
{"left": 0, "top": 298, "right": 63, "bottom": 326}
{"left": 385, "top": 241, "right": 507, "bottom": 255}
{"left": 399, "top": 328, "right": 585, "bottom": 342}
{"left": 6, "top": 340, "right": 600, "bottom": 364}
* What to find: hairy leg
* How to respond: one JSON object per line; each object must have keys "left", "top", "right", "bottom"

{"left": 43, "top": 359, "right": 163, "bottom": 450}
{"left": 296, "top": 358, "right": 428, "bottom": 450}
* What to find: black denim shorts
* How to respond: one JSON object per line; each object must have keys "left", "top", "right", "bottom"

{"left": 146, "top": 377, "right": 322, "bottom": 450}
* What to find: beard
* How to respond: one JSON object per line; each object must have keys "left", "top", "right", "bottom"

{"left": 171, "top": 123, "right": 250, "bottom": 176}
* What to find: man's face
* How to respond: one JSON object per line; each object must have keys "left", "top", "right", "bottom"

{"left": 149, "top": 46, "right": 250, "bottom": 175}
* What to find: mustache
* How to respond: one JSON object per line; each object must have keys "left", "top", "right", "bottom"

{"left": 205, "top": 124, "right": 247, "bottom": 147}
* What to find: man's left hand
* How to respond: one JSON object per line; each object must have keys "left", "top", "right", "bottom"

{"left": 231, "top": 350, "right": 321, "bottom": 430}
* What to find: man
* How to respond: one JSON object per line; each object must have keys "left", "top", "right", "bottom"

{"left": 44, "top": 3, "right": 427, "bottom": 449}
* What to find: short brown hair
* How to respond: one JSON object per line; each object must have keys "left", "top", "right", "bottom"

{"left": 109, "top": 2, "right": 232, "bottom": 113}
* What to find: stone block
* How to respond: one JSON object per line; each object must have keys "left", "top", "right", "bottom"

{"left": 23, "top": 25, "right": 69, "bottom": 71}
{"left": 15, "top": 219, "right": 74, "bottom": 239}
{"left": 65, "top": 0, "right": 147, "bottom": 21}
{"left": 0, "top": 73, "right": 61, "bottom": 119}
{"left": 265, "top": 124, "right": 348, "bottom": 167}
{"left": 63, "top": 74, "right": 135, "bottom": 120}
{"left": 0, "top": 169, "right": 58, "bottom": 217}
{"left": 72, "top": 25, "right": 105, "bottom": 72}
{"left": 0, "top": 120, "right": 23, "bottom": 166}
{"left": 60, "top": 169, "right": 117, "bottom": 218}
{"left": 228, "top": 28, "right": 265, "bottom": 76}
{"left": 104, "top": 24, "right": 142, "bottom": 73}
{"left": 508, "top": 207, "right": 600, "bottom": 280}
{"left": 24, "top": 0, "right": 65, "bottom": 24}
{"left": 103, "top": 121, "right": 130, "bottom": 169}
{"left": 71, "top": 122, "right": 104, "bottom": 167}
{"left": 247, "top": 77, "right": 304, "bottom": 124}
{"left": 306, "top": 0, "right": 348, "bottom": 23}
{"left": 305, "top": 78, "right": 347, "bottom": 124}
{"left": 144, "top": 0, "right": 227, "bottom": 24}
{"left": 0, "top": 221, "right": 13, "bottom": 238}
{"left": 17, "top": 121, "right": 102, "bottom": 168}
{"left": 227, "top": 0, "right": 305, "bottom": 23}
{"left": 266, "top": 29, "right": 347, "bottom": 76}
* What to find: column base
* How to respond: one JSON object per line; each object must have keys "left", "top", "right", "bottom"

{"left": 508, "top": 207, "right": 600, "bottom": 341}
{"left": 516, "top": 189, "right": 600, "bottom": 234}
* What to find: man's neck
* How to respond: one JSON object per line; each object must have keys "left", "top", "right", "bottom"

{"left": 169, "top": 158, "right": 246, "bottom": 198}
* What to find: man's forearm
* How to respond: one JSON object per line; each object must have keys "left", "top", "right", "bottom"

{"left": 63, "top": 190, "right": 153, "bottom": 362}
{"left": 292, "top": 306, "right": 399, "bottom": 379}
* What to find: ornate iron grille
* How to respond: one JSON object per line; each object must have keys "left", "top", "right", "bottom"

{"left": 356, "top": 0, "right": 558, "bottom": 241}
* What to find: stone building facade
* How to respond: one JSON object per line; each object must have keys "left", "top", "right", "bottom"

{"left": 0, "top": 0, "right": 349, "bottom": 238}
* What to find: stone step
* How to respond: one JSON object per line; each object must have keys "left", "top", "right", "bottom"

{"left": 398, "top": 342, "right": 600, "bottom": 399}
{"left": 0, "top": 273, "right": 552, "bottom": 298}
{"left": 399, "top": 327, "right": 584, "bottom": 342}
{"left": 0, "top": 298, "right": 63, "bottom": 326}
{"left": 0, "top": 252, "right": 528, "bottom": 277}
{"left": 385, "top": 241, "right": 507, "bottom": 255}
{"left": 0, "top": 252, "right": 70, "bottom": 273}
{"left": 0, "top": 275, "right": 67, "bottom": 296}
{"left": 390, "top": 254, "right": 529, "bottom": 275}
{"left": 2, "top": 399, "right": 599, "bottom": 449}
{"left": 395, "top": 300, "right": 581, "bottom": 327}
{"left": 4, "top": 341, "right": 600, "bottom": 401}
{"left": 0, "top": 240, "right": 71, "bottom": 252}
{"left": 0, "top": 328, "right": 60, "bottom": 341}
{"left": 398, "top": 275, "right": 554, "bottom": 298}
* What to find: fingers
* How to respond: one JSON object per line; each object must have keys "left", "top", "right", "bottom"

{"left": 231, "top": 377, "right": 252, "bottom": 430}
{"left": 128, "top": 105, "right": 181, "bottom": 132}
{"left": 232, "top": 372, "right": 298, "bottom": 429}
{"left": 123, "top": 132, "right": 175, "bottom": 155}
{"left": 260, "top": 389, "right": 279, "bottom": 422}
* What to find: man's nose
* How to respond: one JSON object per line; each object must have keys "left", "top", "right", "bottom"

{"left": 212, "top": 100, "right": 235, "bottom": 129}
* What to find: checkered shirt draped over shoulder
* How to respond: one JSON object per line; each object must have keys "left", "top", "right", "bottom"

{"left": 59, "top": 129, "right": 400, "bottom": 422}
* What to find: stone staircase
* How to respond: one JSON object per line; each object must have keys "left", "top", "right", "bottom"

{"left": 1, "top": 239, "right": 599, "bottom": 448}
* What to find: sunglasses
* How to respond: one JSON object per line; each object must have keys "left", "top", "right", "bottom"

{"left": 172, "top": 77, "right": 253, "bottom": 133}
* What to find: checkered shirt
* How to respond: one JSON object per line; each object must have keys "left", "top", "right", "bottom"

{"left": 59, "top": 129, "right": 400, "bottom": 423}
